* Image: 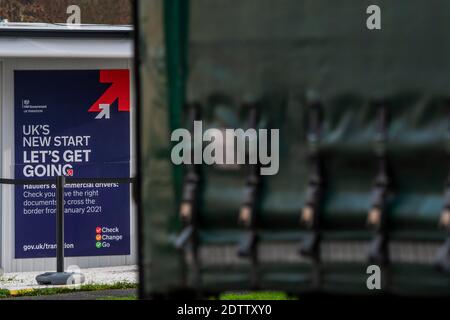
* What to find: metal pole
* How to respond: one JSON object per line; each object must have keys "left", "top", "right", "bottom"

{"left": 56, "top": 175, "right": 65, "bottom": 273}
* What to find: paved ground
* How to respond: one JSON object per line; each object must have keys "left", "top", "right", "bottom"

{"left": 0, "top": 265, "right": 138, "bottom": 291}
{"left": 5, "top": 289, "right": 137, "bottom": 300}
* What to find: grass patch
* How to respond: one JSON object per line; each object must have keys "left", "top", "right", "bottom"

{"left": 220, "top": 292, "right": 293, "bottom": 300}
{"left": 0, "top": 289, "right": 10, "bottom": 299}
{"left": 3, "top": 284, "right": 290, "bottom": 300}
{"left": 97, "top": 295, "right": 137, "bottom": 300}
{"left": 99, "top": 292, "right": 290, "bottom": 300}
{"left": 3, "top": 282, "right": 137, "bottom": 298}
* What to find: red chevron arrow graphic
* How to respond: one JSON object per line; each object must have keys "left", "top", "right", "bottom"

{"left": 89, "top": 69, "right": 130, "bottom": 113}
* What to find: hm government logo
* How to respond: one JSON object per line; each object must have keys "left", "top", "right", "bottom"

{"left": 22, "top": 99, "right": 47, "bottom": 114}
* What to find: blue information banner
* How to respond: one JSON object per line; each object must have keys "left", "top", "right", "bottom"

{"left": 14, "top": 70, "right": 131, "bottom": 258}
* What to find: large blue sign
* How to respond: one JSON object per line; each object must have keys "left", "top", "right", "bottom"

{"left": 14, "top": 70, "right": 131, "bottom": 258}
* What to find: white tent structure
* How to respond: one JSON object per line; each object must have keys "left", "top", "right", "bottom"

{"left": 0, "top": 23, "right": 133, "bottom": 58}
{"left": 0, "top": 23, "right": 136, "bottom": 272}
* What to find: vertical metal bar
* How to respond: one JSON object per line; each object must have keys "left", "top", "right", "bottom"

{"left": 164, "top": 0, "right": 190, "bottom": 203}
{"left": 132, "top": 0, "right": 144, "bottom": 299}
{"left": 56, "top": 175, "right": 65, "bottom": 273}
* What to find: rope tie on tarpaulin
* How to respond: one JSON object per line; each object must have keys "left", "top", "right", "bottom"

{"left": 237, "top": 97, "right": 263, "bottom": 290}
{"left": 299, "top": 94, "right": 324, "bottom": 289}
{"left": 174, "top": 102, "right": 203, "bottom": 288}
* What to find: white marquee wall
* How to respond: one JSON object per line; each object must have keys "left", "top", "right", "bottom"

{"left": 0, "top": 52, "right": 137, "bottom": 272}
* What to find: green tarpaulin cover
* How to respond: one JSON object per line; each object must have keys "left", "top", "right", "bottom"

{"left": 137, "top": 0, "right": 450, "bottom": 297}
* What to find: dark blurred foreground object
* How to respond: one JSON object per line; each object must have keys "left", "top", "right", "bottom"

{"left": 136, "top": 0, "right": 450, "bottom": 298}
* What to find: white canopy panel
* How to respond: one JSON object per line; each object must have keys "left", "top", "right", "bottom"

{"left": 0, "top": 23, "right": 133, "bottom": 58}
{"left": 0, "top": 37, "right": 133, "bottom": 58}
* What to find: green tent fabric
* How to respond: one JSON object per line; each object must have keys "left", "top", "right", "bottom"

{"left": 138, "top": 0, "right": 450, "bottom": 297}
